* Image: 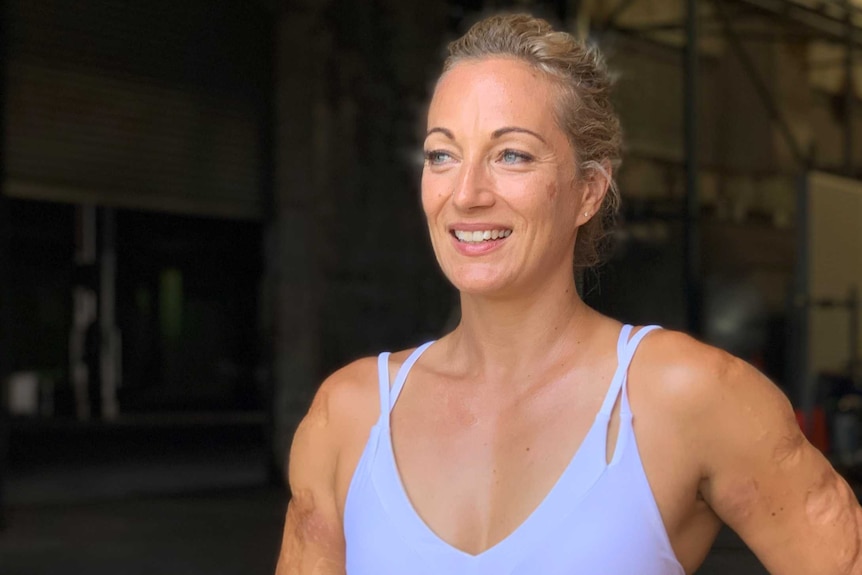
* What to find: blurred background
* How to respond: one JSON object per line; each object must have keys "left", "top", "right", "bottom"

{"left": 1, "top": 0, "right": 861, "bottom": 573}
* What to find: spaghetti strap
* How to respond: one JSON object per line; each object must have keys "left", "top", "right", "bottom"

{"left": 376, "top": 352, "right": 391, "bottom": 424}
{"left": 389, "top": 341, "right": 435, "bottom": 411}
{"left": 599, "top": 325, "right": 660, "bottom": 416}
{"left": 618, "top": 325, "right": 661, "bottom": 415}
{"left": 616, "top": 324, "right": 633, "bottom": 363}
{"left": 599, "top": 325, "right": 634, "bottom": 416}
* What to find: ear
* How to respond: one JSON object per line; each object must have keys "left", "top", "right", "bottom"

{"left": 576, "top": 160, "right": 612, "bottom": 226}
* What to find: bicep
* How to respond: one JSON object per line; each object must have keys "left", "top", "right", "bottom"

{"left": 275, "top": 387, "right": 346, "bottom": 575}
{"left": 700, "top": 362, "right": 862, "bottom": 574}
{"left": 276, "top": 490, "right": 345, "bottom": 575}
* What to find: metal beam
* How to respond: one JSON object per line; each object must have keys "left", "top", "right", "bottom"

{"left": 620, "top": 23, "right": 840, "bottom": 43}
{"left": 713, "top": 0, "right": 810, "bottom": 168}
{"left": 845, "top": 0, "right": 855, "bottom": 176}
{"left": 732, "top": 0, "right": 862, "bottom": 45}
{"left": 613, "top": 1, "right": 862, "bottom": 48}
{"left": 606, "top": 0, "right": 639, "bottom": 27}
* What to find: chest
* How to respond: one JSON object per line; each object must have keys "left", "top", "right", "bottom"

{"left": 381, "top": 370, "right": 712, "bottom": 563}
{"left": 388, "top": 369, "right": 616, "bottom": 554}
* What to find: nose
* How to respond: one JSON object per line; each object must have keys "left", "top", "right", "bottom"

{"left": 452, "top": 161, "right": 495, "bottom": 211}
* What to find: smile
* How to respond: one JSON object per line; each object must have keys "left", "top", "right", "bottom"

{"left": 452, "top": 229, "right": 512, "bottom": 243}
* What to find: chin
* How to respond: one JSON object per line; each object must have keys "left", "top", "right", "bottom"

{"left": 442, "top": 266, "right": 513, "bottom": 297}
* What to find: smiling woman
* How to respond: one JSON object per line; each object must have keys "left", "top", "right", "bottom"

{"left": 276, "top": 13, "right": 862, "bottom": 575}
{"left": 421, "top": 55, "right": 595, "bottom": 297}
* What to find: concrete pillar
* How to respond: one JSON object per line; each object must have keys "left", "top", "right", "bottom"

{"left": 0, "top": 0, "right": 10, "bottom": 528}
{"left": 267, "top": 0, "right": 449, "bottom": 479}
{"left": 268, "top": 1, "right": 332, "bottom": 479}
{"left": 0, "top": 191, "right": 9, "bottom": 530}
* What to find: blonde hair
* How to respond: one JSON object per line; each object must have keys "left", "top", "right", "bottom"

{"left": 444, "top": 13, "right": 621, "bottom": 269}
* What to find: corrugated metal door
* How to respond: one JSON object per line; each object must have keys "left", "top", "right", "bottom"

{"left": 4, "top": 0, "right": 269, "bottom": 220}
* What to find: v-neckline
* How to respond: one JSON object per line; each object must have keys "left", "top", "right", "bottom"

{"left": 373, "top": 344, "right": 631, "bottom": 568}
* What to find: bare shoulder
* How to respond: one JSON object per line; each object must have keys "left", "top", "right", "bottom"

{"left": 632, "top": 328, "right": 802, "bottom": 477}
{"left": 631, "top": 328, "right": 790, "bottom": 429}
{"left": 288, "top": 355, "right": 381, "bottom": 489}
{"left": 277, "top": 356, "right": 380, "bottom": 574}
{"left": 635, "top": 329, "right": 862, "bottom": 575}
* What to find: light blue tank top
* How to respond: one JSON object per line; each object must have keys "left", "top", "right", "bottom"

{"left": 343, "top": 325, "right": 684, "bottom": 575}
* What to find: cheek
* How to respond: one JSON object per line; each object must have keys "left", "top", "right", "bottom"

{"left": 544, "top": 181, "right": 577, "bottom": 222}
{"left": 420, "top": 176, "right": 436, "bottom": 217}
{"left": 421, "top": 174, "right": 450, "bottom": 219}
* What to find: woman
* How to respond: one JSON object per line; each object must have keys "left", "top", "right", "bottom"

{"left": 277, "top": 13, "right": 862, "bottom": 575}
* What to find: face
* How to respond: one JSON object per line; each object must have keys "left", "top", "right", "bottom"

{"left": 422, "top": 57, "right": 604, "bottom": 297}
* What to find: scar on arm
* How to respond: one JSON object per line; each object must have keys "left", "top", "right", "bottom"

{"left": 721, "top": 477, "right": 761, "bottom": 523}
{"left": 283, "top": 488, "right": 345, "bottom": 565}
{"left": 287, "top": 389, "right": 332, "bottom": 480}
{"left": 805, "top": 468, "right": 862, "bottom": 571}
{"left": 281, "top": 494, "right": 310, "bottom": 574}
{"left": 303, "top": 389, "right": 331, "bottom": 430}
{"left": 773, "top": 423, "right": 805, "bottom": 471}
{"left": 288, "top": 489, "right": 340, "bottom": 547}
{"left": 310, "top": 558, "right": 344, "bottom": 575}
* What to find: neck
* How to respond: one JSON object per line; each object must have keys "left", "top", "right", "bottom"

{"left": 447, "top": 270, "right": 593, "bottom": 378}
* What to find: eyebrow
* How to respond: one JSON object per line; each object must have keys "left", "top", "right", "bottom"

{"left": 492, "top": 126, "right": 547, "bottom": 144}
{"left": 425, "top": 127, "right": 454, "bottom": 140}
{"left": 424, "top": 126, "right": 547, "bottom": 144}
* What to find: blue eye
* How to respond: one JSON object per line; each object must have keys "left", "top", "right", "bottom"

{"left": 424, "top": 150, "right": 453, "bottom": 165}
{"left": 500, "top": 149, "right": 531, "bottom": 164}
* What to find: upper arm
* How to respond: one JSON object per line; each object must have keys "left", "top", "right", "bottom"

{"left": 687, "top": 346, "right": 862, "bottom": 574}
{"left": 275, "top": 359, "right": 377, "bottom": 575}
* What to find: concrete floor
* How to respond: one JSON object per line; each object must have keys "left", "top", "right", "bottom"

{"left": 1, "top": 487, "right": 287, "bottom": 575}
{"left": 0, "top": 418, "right": 775, "bottom": 574}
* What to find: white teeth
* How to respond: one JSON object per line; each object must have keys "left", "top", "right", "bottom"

{"left": 453, "top": 229, "right": 512, "bottom": 243}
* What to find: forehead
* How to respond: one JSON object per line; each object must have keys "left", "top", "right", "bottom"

{"left": 428, "top": 57, "right": 559, "bottom": 132}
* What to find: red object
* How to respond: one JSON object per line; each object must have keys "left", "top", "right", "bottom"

{"left": 795, "top": 407, "right": 830, "bottom": 453}
{"left": 795, "top": 408, "right": 806, "bottom": 433}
